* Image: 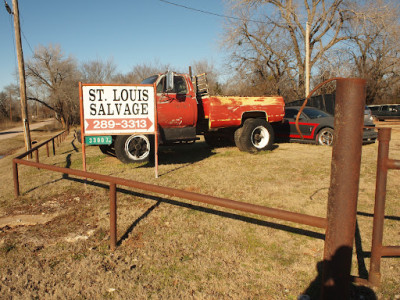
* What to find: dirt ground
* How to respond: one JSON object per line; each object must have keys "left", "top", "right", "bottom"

{"left": 0, "top": 121, "right": 399, "bottom": 299}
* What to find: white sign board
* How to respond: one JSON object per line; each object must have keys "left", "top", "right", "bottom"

{"left": 82, "top": 85, "right": 155, "bottom": 135}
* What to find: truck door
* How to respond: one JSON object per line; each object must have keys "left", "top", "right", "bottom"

{"left": 156, "top": 74, "right": 197, "bottom": 128}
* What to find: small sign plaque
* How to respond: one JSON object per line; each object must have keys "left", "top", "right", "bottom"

{"left": 85, "top": 135, "right": 112, "bottom": 145}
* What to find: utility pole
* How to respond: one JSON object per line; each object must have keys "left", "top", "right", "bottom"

{"left": 9, "top": 91, "right": 12, "bottom": 121}
{"left": 305, "top": 21, "right": 310, "bottom": 97}
{"left": 10, "top": 0, "right": 32, "bottom": 152}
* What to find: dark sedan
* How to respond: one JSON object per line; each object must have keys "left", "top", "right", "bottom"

{"left": 273, "top": 106, "right": 377, "bottom": 145}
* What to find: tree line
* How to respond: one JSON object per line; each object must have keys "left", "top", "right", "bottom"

{"left": 222, "top": 0, "right": 400, "bottom": 103}
{"left": 0, "top": 45, "right": 222, "bottom": 128}
{"left": 0, "top": 0, "right": 399, "bottom": 128}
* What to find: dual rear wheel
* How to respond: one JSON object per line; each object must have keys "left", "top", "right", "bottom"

{"left": 234, "top": 118, "right": 274, "bottom": 152}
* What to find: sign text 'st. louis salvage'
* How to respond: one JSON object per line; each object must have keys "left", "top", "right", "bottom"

{"left": 82, "top": 85, "right": 155, "bottom": 135}
{"left": 88, "top": 88, "right": 150, "bottom": 116}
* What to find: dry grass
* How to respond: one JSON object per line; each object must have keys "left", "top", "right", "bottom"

{"left": 0, "top": 122, "right": 399, "bottom": 299}
{"left": 0, "top": 121, "right": 63, "bottom": 157}
{"left": 0, "top": 120, "right": 21, "bottom": 131}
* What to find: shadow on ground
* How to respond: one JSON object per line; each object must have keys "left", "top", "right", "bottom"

{"left": 301, "top": 246, "right": 377, "bottom": 299}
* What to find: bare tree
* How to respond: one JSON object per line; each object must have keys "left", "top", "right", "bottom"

{"left": 112, "top": 61, "right": 171, "bottom": 84}
{"left": 222, "top": 65, "right": 285, "bottom": 96}
{"left": 191, "top": 59, "right": 223, "bottom": 95}
{"left": 223, "top": 0, "right": 352, "bottom": 100}
{"left": 0, "top": 92, "right": 8, "bottom": 120}
{"left": 81, "top": 57, "right": 116, "bottom": 83}
{"left": 0, "top": 84, "right": 20, "bottom": 122}
{"left": 345, "top": 0, "right": 400, "bottom": 104}
{"left": 26, "top": 44, "right": 80, "bottom": 128}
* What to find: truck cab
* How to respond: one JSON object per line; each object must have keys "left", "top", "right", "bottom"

{"left": 141, "top": 72, "right": 198, "bottom": 142}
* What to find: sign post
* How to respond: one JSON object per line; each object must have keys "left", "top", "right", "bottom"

{"left": 79, "top": 83, "right": 158, "bottom": 176}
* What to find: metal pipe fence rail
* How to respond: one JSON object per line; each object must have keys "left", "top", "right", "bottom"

{"left": 369, "top": 127, "right": 400, "bottom": 286}
{"left": 15, "top": 129, "right": 69, "bottom": 161}
{"left": 12, "top": 156, "right": 328, "bottom": 251}
{"left": 11, "top": 123, "right": 398, "bottom": 295}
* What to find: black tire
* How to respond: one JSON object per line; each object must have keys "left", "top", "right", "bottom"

{"left": 316, "top": 127, "right": 334, "bottom": 146}
{"left": 234, "top": 127, "right": 245, "bottom": 151}
{"left": 99, "top": 145, "right": 109, "bottom": 154}
{"left": 99, "top": 144, "right": 114, "bottom": 156}
{"left": 114, "top": 134, "right": 153, "bottom": 163}
{"left": 235, "top": 119, "right": 274, "bottom": 152}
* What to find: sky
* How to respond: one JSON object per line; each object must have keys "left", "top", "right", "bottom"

{"left": 0, "top": 0, "right": 228, "bottom": 91}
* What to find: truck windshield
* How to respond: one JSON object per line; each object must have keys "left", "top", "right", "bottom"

{"left": 141, "top": 75, "right": 158, "bottom": 84}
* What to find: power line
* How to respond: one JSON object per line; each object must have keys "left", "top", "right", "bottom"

{"left": 158, "top": 0, "right": 270, "bottom": 24}
{"left": 21, "top": 30, "right": 34, "bottom": 54}
{"left": 4, "top": 0, "right": 34, "bottom": 54}
{"left": 19, "top": 16, "right": 34, "bottom": 54}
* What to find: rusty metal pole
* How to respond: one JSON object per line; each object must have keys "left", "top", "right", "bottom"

{"left": 110, "top": 183, "right": 117, "bottom": 251}
{"left": 369, "top": 128, "right": 391, "bottom": 286}
{"left": 52, "top": 139, "right": 56, "bottom": 155}
{"left": 13, "top": 160, "right": 20, "bottom": 197}
{"left": 35, "top": 149, "right": 39, "bottom": 169}
{"left": 322, "top": 78, "right": 366, "bottom": 299}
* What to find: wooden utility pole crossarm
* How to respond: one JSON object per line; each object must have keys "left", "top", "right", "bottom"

{"left": 11, "top": 0, "right": 32, "bottom": 152}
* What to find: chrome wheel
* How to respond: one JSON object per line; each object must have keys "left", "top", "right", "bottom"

{"left": 124, "top": 135, "right": 151, "bottom": 161}
{"left": 115, "top": 134, "right": 152, "bottom": 163}
{"left": 251, "top": 125, "right": 270, "bottom": 149}
{"left": 317, "top": 128, "right": 334, "bottom": 146}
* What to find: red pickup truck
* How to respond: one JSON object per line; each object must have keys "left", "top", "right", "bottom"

{"left": 107, "top": 71, "right": 285, "bottom": 163}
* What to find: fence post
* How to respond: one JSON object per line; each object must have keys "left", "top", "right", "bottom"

{"left": 52, "top": 139, "right": 56, "bottom": 155}
{"left": 13, "top": 160, "right": 20, "bottom": 197}
{"left": 110, "top": 183, "right": 117, "bottom": 251}
{"left": 322, "top": 78, "right": 366, "bottom": 299}
{"left": 369, "top": 128, "right": 391, "bottom": 286}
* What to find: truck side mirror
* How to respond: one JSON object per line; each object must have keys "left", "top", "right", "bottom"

{"left": 165, "top": 70, "right": 174, "bottom": 92}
